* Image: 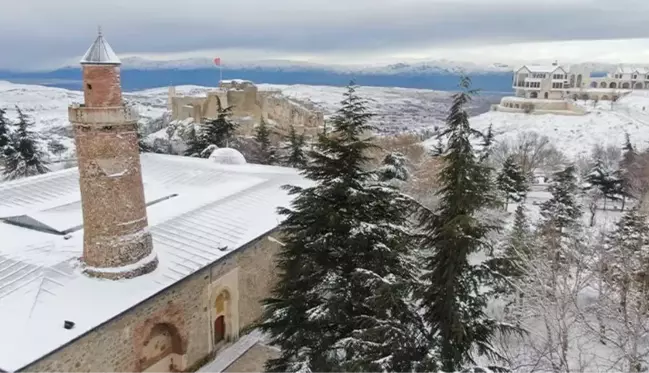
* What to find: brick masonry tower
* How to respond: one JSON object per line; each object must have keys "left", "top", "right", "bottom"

{"left": 69, "top": 29, "right": 158, "bottom": 279}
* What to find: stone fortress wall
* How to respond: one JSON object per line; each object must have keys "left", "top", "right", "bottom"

{"left": 21, "top": 231, "right": 283, "bottom": 373}
{"left": 168, "top": 80, "right": 325, "bottom": 138}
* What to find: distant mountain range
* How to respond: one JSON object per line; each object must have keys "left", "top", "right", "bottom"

{"left": 0, "top": 58, "right": 618, "bottom": 92}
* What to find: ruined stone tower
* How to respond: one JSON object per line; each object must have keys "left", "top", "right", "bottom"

{"left": 69, "top": 29, "right": 158, "bottom": 279}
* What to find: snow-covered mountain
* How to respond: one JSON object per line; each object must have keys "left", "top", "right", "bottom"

{"left": 57, "top": 57, "right": 621, "bottom": 75}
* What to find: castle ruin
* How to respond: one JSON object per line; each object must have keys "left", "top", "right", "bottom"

{"left": 167, "top": 80, "right": 325, "bottom": 137}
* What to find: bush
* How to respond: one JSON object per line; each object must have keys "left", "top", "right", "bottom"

{"left": 521, "top": 103, "right": 535, "bottom": 114}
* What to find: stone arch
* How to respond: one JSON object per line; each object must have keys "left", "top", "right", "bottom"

{"left": 591, "top": 81, "right": 598, "bottom": 88}
{"left": 213, "top": 289, "right": 232, "bottom": 346}
{"left": 622, "top": 82, "right": 630, "bottom": 89}
{"left": 577, "top": 74, "right": 583, "bottom": 87}
{"left": 609, "top": 82, "right": 617, "bottom": 89}
{"left": 600, "top": 82, "right": 608, "bottom": 88}
{"left": 601, "top": 95, "right": 610, "bottom": 100}
{"left": 530, "top": 92, "right": 538, "bottom": 98}
{"left": 635, "top": 82, "right": 643, "bottom": 89}
{"left": 140, "top": 323, "right": 185, "bottom": 372}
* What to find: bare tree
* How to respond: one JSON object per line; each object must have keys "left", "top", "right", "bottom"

{"left": 492, "top": 132, "right": 567, "bottom": 176}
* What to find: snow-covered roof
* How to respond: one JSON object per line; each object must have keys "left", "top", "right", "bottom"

{"left": 516, "top": 65, "right": 564, "bottom": 74}
{"left": 0, "top": 153, "right": 308, "bottom": 372}
{"left": 80, "top": 30, "right": 121, "bottom": 65}
{"left": 614, "top": 66, "right": 649, "bottom": 75}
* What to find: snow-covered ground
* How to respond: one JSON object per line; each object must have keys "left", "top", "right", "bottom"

{"left": 0, "top": 80, "right": 499, "bottom": 161}
{"left": 431, "top": 91, "right": 649, "bottom": 160}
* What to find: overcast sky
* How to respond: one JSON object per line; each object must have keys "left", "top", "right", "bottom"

{"left": 2, "top": 0, "right": 649, "bottom": 69}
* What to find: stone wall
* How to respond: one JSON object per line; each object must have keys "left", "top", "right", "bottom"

{"left": 168, "top": 81, "right": 324, "bottom": 138}
{"left": 21, "top": 230, "right": 283, "bottom": 372}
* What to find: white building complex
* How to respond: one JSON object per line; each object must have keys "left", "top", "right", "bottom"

{"left": 500, "top": 63, "right": 649, "bottom": 115}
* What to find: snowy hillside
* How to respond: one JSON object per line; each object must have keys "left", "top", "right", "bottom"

{"left": 0, "top": 80, "right": 501, "bottom": 163}
{"left": 424, "top": 91, "right": 649, "bottom": 160}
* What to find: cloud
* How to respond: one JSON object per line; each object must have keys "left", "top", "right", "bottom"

{"left": 2, "top": 0, "right": 649, "bottom": 69}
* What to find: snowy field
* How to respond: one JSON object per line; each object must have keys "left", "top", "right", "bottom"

{"left": 450, "top": 91, "right": 649, "bottom": 160}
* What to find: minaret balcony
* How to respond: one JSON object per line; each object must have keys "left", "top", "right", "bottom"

{"left": 68, "top": 104, "right": 139, "bottom": 126}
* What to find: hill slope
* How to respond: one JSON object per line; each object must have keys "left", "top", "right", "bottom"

{"left": 424, "top": 91, "right": 649, "bottom": 160}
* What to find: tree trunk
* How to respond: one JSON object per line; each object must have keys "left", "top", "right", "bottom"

{"left": 621, "top": 195, "right": 626, "bottom": 211}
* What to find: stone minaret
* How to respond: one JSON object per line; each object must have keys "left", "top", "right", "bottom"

{"left": 69, "top": 29, "right": 158, "bottom": 279}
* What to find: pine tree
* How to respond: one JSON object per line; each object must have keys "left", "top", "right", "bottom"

{"left": 480, "top": 123, "right": 495, "bottom": 162}
{"left": 604, "top": 206, "right": 649, "bottom": 298}
{"left": 617, "top": 133, "right": 637, "bottom": 211}
{"left": 502, "top": 204, "right": 532, "bottom": 279}
{"left": 183, "top": 124, "right": 209, "bottom": 157}
{"left": 538, "top": 165, "right": 583, "bottom": 272}
{"left": 254, "top": 118, "right": 275, "bottom": 165}
{"left": 198, "top": 97, "right": 238, "bottom": 155}
{"left": 137, "top": 129, "right": 153, "bottom": 153}
{"left": 496, "top": 155, "right": 528, "bottom": 209}
{"left": 282, "top": 125, "right": 307, "bottom": 168}
{"left": 377, "top": 152, "right": 409, "bottom": 183}
{"left": 0, "top": 108, "right": 11, "bottom": 155}
{"left": 585, "top": 158, "right": 618, "bottom": 209}
{"left": 418, "top": 76, "right": 517, "bottom": 371}
{"left": 259, "top": 82, "right": 430, "bottom": 372}
{"left": 3, "top": 107, "right": 49, "bottom": 180}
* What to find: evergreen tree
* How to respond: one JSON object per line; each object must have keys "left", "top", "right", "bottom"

{"left": 282, "top": 125, "right": 307, "bottom": 168}
{"left": 254, "top": 118, "right": 275, "bottom": 165}
{"left": 0, "top": 108, "right": 11, "bottom": 155}
{"left": 501, "top": 204, "right": 532, "bottom": 279}
{"left": 604, "top": 206, "right": 649, "bottom": 297}
{"left": 585, "top": 158, "right": 619, "bottom": 209}
{"left": 496, "top": 155, "right": 528, "bottom": 209}
{"left": 183, "top": 124, "right": 209, "bottom": 157}
{"left": 3, "top": 107, "right": 49, "bottom": 180}
{"left": 480, "top": 123, "right": 495, "bottom": 162}
{"left": 541, "top": 165, "right": 582, "bottom": 232}
{"left": 377, "top": 152, "right": 409, "bottom": 183}
{"left": 188, "top": 96, "right": 238, "bottom": 157}
{"left": 259, "top": 82, "right": 430, "bottom": 372}
{"left": 418, "top": 76, "right": 516, "bottom": 371}
{"left": 538, "top": 165, "right": 583, "bottom": 271}
{"left": 617, "top": 133, "right": 637, "bottom": 210}
{"left": 137, "top": 129, "right": 153, "bottom": 153}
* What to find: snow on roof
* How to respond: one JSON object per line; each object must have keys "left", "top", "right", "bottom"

{"left": 0, "top": 153, "right": 308, "bottom": 372}
{"left": 209, "top": 147, "right": 247, "bottom": 165}
{"left": 517, "top": 65, "right": 563, "bottom": 73}
{"left": 615, "top": 66, "right": 649, "bottom": 74}
{"left": 80, "top": 29, "right": 121, "bottom": 65}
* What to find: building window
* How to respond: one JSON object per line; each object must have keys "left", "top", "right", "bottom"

{"left": 214, "top": 315, "right": 225, "bottom": 344}
{"left": 544, "top": 92, "right": 549, "bottom": 99}
{"left": 633, "top": 75, "right": 638, "bottom": 79}
{"left": 553, "top": 74, "right": 565, "bottom": 79}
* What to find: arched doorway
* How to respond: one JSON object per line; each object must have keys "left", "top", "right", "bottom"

{"left": 213, "top": 290, "right": 231, "bottom": 348}
{"left": 530, "top": 92, "right": 538, "bottom": 98}
{"left": 635, "top": 82, "right": 643, "bottom": 89}
{"left": 610, "top": 82, "right": 617, "bottom": 88}
{"left": 622, "top": 82, "right": 630, "bottom": 89}
{"left": 600, "top": 82, "right": 608, "bottom": 88}
{"left": 591, "top": 81, "right": 598, "bottom": 88}
{"left": 140, "top": 323, "right": 185, "bottom": 372}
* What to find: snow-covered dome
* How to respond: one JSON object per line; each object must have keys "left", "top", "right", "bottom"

{"left": 208, "top": 147, "right": 247, "bottom": 165}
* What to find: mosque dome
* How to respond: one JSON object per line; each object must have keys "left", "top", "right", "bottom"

{"left": 208, "top": 147, "right": 247, "bottom": 165}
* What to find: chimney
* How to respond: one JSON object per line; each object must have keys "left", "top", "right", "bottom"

{"left": 69, "top": 28, "right": 158, "bottom": 279}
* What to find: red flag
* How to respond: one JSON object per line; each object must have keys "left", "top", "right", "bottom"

{"left": 214, "top": 57, "right": 221, "bottom": 66}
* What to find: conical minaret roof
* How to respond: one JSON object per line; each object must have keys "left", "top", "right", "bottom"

{"left": 80, "top": 27, "right": 121, "bottom": 65}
